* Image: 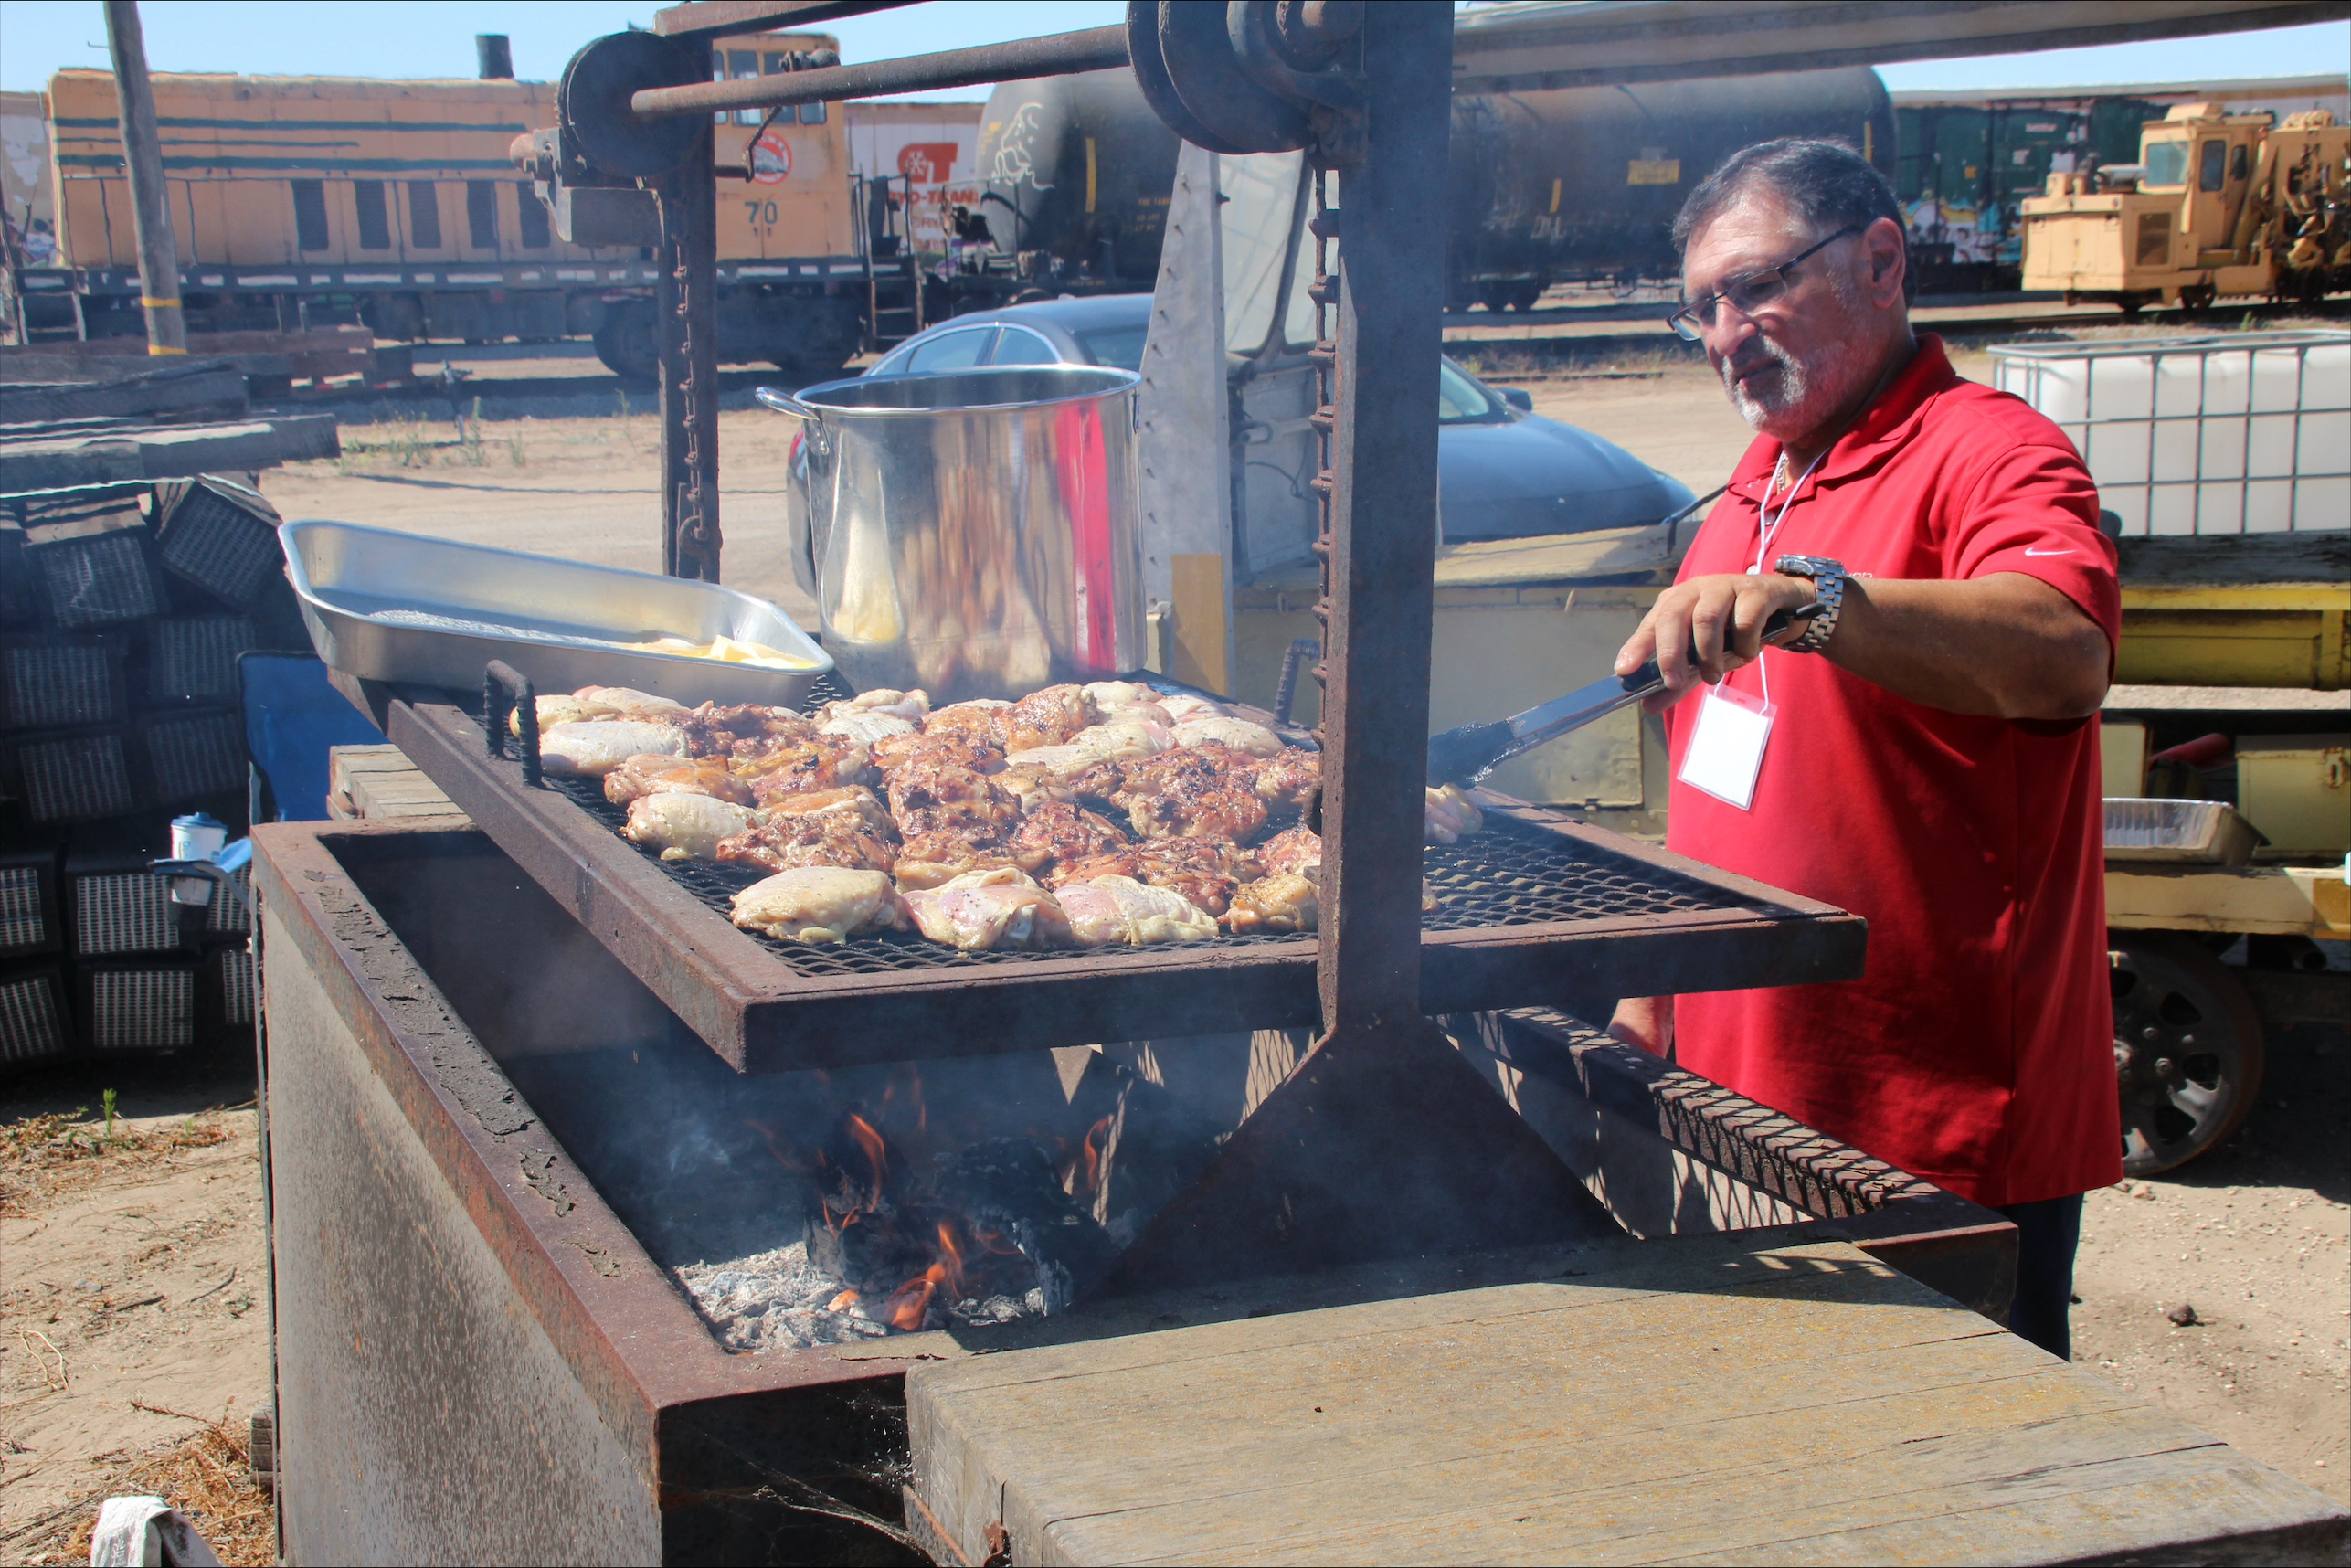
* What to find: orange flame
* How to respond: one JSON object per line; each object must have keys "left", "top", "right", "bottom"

{"left": 1065, "top": 1116, "right": 1112, "bottom": 1202}
{"left": 826, "top": 1289, "right": 860, "bottom": 1313}
{"left": 843, "top": 1113, "right": 888, "bottom": 1186}
{"left": 881, "top": 1220, "right": 970, "bottom": 1331}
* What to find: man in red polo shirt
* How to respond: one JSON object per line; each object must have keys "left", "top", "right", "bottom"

{"left": 1609, "top": 139, "right": 2122, "bottom": 1360}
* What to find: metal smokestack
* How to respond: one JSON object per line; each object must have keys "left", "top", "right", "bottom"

{"left": 476, "top": 34, "right": 514, "bottom": 80}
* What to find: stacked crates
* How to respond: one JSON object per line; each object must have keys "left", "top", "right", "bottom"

{"left": 0, "top": 476, "right": 298, "bottom": 1071}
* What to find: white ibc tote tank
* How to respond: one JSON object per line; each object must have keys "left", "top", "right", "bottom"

{"left": 1988, "top": 330, "right": 2350, "bottom": 536}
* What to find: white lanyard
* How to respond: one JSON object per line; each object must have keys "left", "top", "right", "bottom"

{"left": 1738, "top": 447, "right": 1826, "bottom": 711}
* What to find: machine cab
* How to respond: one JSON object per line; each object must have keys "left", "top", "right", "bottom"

{"left": 2135, "top": 104, "right": 2269, "bottom": 265}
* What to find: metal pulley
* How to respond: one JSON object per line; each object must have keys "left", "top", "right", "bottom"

{"left": 1127, "top": 0, "right": 1366, "bottom": 161}
{"left": 558, "top": 29, "right": 707, "bottom": 179}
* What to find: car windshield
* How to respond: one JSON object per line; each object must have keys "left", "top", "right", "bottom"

{"left": 2143, "top": 138, "right": 2190, "bottom": 188}
{"left": 1438, "top": 359, "right": 1501, "bottom": 424}
{"left": 1075, "top": 323, "right": 1149, "bottom": 370}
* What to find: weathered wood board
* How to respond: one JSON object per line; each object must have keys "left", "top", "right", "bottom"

{"left": 908, "top": 1234, "right": 2349, "bottom": 1566}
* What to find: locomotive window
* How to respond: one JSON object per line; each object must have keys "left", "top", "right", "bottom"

{"left": 988, "top": 326, "right": 1061, "bottom": 366}
{"left": 466, "top": 181, "right": 499, "bottom": 250}
{"left": 408, "top": 183, "right": 442, "bottom": 249}
{"left": 515, "top": 181, "right": 550, "bottom": 248}
{"left": 2143, "top": 139, "right": 2188, "bottom": 188}
{"left": 291, "top": 180, "right": 330, "bottom": 251}
{"left": 2198, "top": 140, "right": 2225, "bottom": 192}
{"left": 731, "top": 52, "right": 761, "bottom": 126}
{"left": 800, "top": 102, "right": 827, "bottom": 124}
{"left": 354, "top": 181, "right": 391, "bottom": 250}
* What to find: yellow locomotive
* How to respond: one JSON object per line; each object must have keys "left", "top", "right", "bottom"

{"left": 31, "top": 33, "right": 912, "bottom": 378}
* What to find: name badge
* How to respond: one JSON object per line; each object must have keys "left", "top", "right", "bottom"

{"left": 1677, "top": 681, "right": 1775, "bottom": 810}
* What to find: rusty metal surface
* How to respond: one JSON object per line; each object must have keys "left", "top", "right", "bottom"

{"left": 658, "top": 93, "right": 722, "bottom": 582}
{"left": 652, "top": 1, "right": 912, "bottom": 41}
{"left": 380, "top": 685, "right": 1863, "bottom": 1074}
{"left": 630, "top": 26, "right": 1128, "bottom": 119}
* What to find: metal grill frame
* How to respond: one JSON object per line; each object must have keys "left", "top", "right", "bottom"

{"left": 358, "top": 679, "right": 1864, "bottom": 1075}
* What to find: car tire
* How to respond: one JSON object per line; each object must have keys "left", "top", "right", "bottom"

{"left": 2111, "top": 931, "right": 2265, "bottom": 1177}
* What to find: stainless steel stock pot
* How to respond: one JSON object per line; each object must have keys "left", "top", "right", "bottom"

{"left": 759, "top": 365, "right": 1146, "bottom": 702}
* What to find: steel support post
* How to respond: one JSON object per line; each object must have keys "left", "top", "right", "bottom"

{"left": 657, "top": 87, "right": 722, "bottom": 582}
{"left": 102, "top": 0, "right": 186, "bottom": 355}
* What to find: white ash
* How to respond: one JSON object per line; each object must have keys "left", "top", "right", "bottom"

{"left": 675, "top": 1240, "right": 1048, "bottom": 1352}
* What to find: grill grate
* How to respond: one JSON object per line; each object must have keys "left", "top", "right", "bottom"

{"left": 148, "top": 617, "right": 255, "bottom": 705}
{"left": 13, "top": 730, "right": 137, "bottom": 821}
{"left": 74, "top": 871, "right": 177, "bottom": 956}
{"left": 0, "top": 868, "right": 47, "bottom": 951}
{"left": 144, "top": 710, "right": 247, "bottom": 801}
{"left": 87, "top": 966, "right": 196, "bottom": 1051}
{"left": 30, "top": 527, "right": 164, "bottom": 629}
{"left": 513, "top": 669, "right": 1758, "bottom": 980}
{"left": 0, "top": 969, "right": 72, "bottom": 1065}
{"left": 4, "top": 638, "right": 125, "bottom": 729}
{"left": 217, "top": 947, "right": 255, "bottom": 1025}
{"left": 157, "top": 485, "right": 282, "bottom": 607}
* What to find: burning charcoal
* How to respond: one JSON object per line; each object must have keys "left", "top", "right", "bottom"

{"left": 938, "top": 1138, "right": 1118, "bottom": 1312}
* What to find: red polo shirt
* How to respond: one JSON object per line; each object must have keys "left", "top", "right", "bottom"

{"left": 1664, "top": 335, "right": 2123, "bottom": 1207}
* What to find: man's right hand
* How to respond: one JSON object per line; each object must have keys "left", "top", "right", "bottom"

{"left": 1615, "top": 571, "right": 1816, "bottom": 711}
{"left": 1608, "top": 995, "right": 1675, "bottom": 1057}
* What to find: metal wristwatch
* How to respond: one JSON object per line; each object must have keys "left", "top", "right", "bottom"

{"left": 1771, "top": 555, "right": 1846, "bottom": 653}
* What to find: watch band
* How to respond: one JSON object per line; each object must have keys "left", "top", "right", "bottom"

{"left": 1772, "top": 554, "right": 1845, "bottom": 653}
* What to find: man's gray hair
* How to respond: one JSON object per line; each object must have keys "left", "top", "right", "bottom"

{"left": 1673, "top": 138, "right": 1915, "bottom": 301}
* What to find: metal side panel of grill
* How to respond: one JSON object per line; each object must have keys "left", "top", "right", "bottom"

{"left": 78, "top": 960, "right": 200, "bottom": 1052}
{"left": 0, "top": 965, "right": 74, "bottom": 1067}
{"left": 370, "top": 683, "right": 1866, "bottom": 1076}
{"left": 2, "top": 635, "right": 130, "bottom": 730}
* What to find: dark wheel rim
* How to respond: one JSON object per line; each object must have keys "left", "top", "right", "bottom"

{"left": 2111, "top": 938, "right": 2260, "bottom": 1176}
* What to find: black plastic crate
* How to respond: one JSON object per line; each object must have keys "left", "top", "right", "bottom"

{"left": 142, "top": 709, "right": 247, "bottom": 803}
{"left": 24, "top": 515, "right": 165, "bottom": 630}
{"left": 203, "top": 858, "right": 252, "bottom": 937}
{"left": 215, "top": 944, "right": 255, "bottom": 1027}
{"left": 0, "top": 963, "right": 74, "bottom": 1068}
{"left": 156, "top": 479, "right": 282, "bottom": 609}
{"left": 5, "top": 728, "right": 140, "bottom": 822}
{"left": 0, "top": 523, "right": 32, "bottom": 626}
{"left": 2, "top": 634, "right": 130, "bottom": 730}
{"left": 77, "top": 958, "right": 200, "bottom": 1053}
{"left": 0, "top": 839, "right": 65, "bottom": 958}
{"left": 146, "top": 616, "right": 256, "bottom": 705}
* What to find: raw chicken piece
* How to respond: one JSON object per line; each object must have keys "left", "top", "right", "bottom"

{"left": 893, "top": 831, "right": 1022, "bottom": 890}
{"left": 622, "top": 793, "right": 757, "bottom": 861}
{"left": 1223, "top": 873, "right": 1319, "bottom": 935}
{"left": 1249, "top": 747, "right": 1320, "bottom": 820}
{"left": 1256, "top": 825, "right": 1323, "bottom": 879}
{"left": 1115, "top": 744, "right": 1269, "bottom": 843}
{"left": 576, "top": 685, "right": 688, "bottom": 716}
{"left": 604, "top": 754, "right": 753, "bottom": 807}
{"left": 1425, "top": 783, "right": 1485, "bottom": 844}
{"left": 903, "top": 868, "right": 1073, "bottom": 951}
{"left": 1008, "top": 801, "right": 1130, "bottom": 875}
{"left": 1155, "top": 693, "right": 1227, "bottom": 724}
{"left": 885, "top": 762, "right": 1022, "bottom": 840}
{"left": 540, "top": 720, "right": 688, "bottom": 777}
{"left": 1054, "top": 875, "right": 1219, "bottom": 947}
{"left": 824, "top": 687, "right": 931, "bottom": 724}
{"left": 759, "top": 785, "right": 895, "bottom": 836}
{"left": 736, "top": 736, "right": 874, "bottom": 799}
{"left": 1170, "top": 715, "right": 1284, "bottom": 758}
{"left": 999, "top": 684, "right": 1091, "bottom": 752}
{"left": 730, "top": 867, "right": 908, "bottom": 943}
{"left": 1080, "top": 680, "right": 1157, "bottom": 718}
{"left": 716, "top": 814, "right": 897, "bottom": 875}
{"left": 820, "top": 709, "right": 917, "bottom": 746}
{"left": 1098, "top": 701, "right": 1174, "bottom": 727}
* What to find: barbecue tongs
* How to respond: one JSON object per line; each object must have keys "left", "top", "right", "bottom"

{"left": 1425, "top": 603, "right": 1822, "bottom": 787}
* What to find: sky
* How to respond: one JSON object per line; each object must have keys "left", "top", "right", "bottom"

{"left": 0, "top": 0, "right": 2342, "bottom": 100}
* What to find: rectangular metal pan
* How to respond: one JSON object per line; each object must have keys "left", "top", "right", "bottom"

{"left": 281, "top": 520, "right": 833, "bottom": 707}
{"left": 358, "top": 678, "right": 1866, "bottom": 1075}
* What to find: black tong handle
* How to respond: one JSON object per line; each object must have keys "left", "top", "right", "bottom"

{"left": 1619, "top": 601, "right": 1824, "bottom": 695}
{"left": 484, "top": 660, "right": 541, "bottom": 786}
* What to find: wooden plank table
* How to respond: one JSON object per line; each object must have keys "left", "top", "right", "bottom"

{"left": 907, "top": 1233, "right": 2348, "bottom": 1565}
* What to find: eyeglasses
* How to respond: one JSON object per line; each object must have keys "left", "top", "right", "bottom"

{"left": 1666, "top": 225, "right": 1860, "bottom": 342}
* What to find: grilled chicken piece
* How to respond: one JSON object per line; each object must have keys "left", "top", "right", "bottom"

{"left": 1007, "top": 801, "right": 1130, "bottom": 875}
{"left": 1080, "top": 680, "right": 1157, "bottom": 718}
{"left": 998, "top": 684, "right": 1091, "bottom": 752}
{"left": 893, "top": 830, "right": 1022, "bottom": 891}
{"left": 730, "top": 867, "right": 908, "bottom": 943}
{"left": 677, "top": 702, "right": 818, "bottom": 759}
{"left": 824, "top": 687, "right": 930, "bottom": 725}
{"left": 1155, "top": 693, "right": 1227, "bottom": 724}
{"left": 622, "top": 793, "right": 757, "bottom": 861}
{"left": 1256, "top": 825, "right": 1323, "bottom": 880}
{"left": 716, "top": 813, "right": 898, "bottom": 875}
{"left": 1098, "top": 701, "right": 1173, "bottom": 727}
{"left": 1005, "top": 719, "right": 1169, "bottom": 780}
{"left": 902, "top": 868, "right": 1073, "bottom": 951}
{"left": 1223, "top": 873, "right": 1318, "bottom": 935}
{"left": 819, "top": 710, "right": 917, "bottom": 746}
{"left": 922, "top": 700, "right": 1013, "bottom": 747}
{"left": 995, "top": 763, "right": 1076, "bottom": 814}
{"left": 1055, "top": 875, "right": 1219, "bottom": 948}
{"left": 759, "top": 785, "right": 895, "bottom": 836}
{"left": 1249, "top": 747, "right": 1320, "bottom": 820}
{"left": 523, "top": 686, "right": 682, "bottom": 734}
{"left": 872, "top": 728, "right": 1004, "bottom": 776}
{"left": 1170, "top": 715, "right": 1283, "bottom": 758}
{"left": 736, "top": 736, "right": 874, "bottom": 800}
{"left": 1115, "top": 744, "right": 1269, "bottom": 843}
{"left": 1425, "top": 783, "right": 1485, "bottom": 844}
{"left": 540, "top": 720, "right": 688, "bottom": 777}
{"left": 604, "top": 753, "right": 753, "bottom": 807}
{"left": 885, "top": 761, "right": 1022, "bottom": 841}
{"left": 1053, "top": 838, "right": 1254, "bottom": 916}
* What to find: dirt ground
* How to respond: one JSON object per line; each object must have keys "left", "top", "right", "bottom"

{"left": 3, "top": 333, "right": 2342, "bottom": 1555}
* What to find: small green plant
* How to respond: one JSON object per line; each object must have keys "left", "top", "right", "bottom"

{"left": 616, "top": 387, "right": 631, "bottom": 421}
{"left": 101, "top": 1088, "right": 118, "bottom": 1143}
{"left": 459, "top": 396, "right": 487, "bottom": 465}
{"left": 507, "top": 428, "right": 528, "bottom": 466}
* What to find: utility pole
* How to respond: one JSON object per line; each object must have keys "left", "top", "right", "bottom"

{"left": 103, "top": 0, "right": 186, "bottom": 354}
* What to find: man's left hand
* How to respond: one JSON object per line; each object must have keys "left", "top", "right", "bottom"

{"left": 1615, "top": 571, "right": 1817, "bottom": 710}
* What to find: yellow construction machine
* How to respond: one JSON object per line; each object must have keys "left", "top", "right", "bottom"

{"left": 2020, "top": 104, "right": 2348, "bottom": 311}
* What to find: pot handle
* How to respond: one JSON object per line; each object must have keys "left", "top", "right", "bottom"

{"left": 756, "top": 386, "right": 820, "bottom": 420}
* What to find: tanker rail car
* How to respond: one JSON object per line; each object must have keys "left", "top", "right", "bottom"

{"left": 18, "top": 33, "right": 895, "bottom": 381}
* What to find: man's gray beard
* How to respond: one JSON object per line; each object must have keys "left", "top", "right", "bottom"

{"left": 1722, "top": 334, "right": 1859, "bottom": 436}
